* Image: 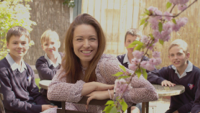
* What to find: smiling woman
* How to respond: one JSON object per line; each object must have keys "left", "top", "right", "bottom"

{"left": 43, "top": 13, "right": 158, "bottom": 113}
{"left": 73, "top": 24, "right": 98, "bottom": 68}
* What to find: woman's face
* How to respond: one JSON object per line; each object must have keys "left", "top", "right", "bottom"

{"left": 73, "top": 24, "right": 98, "bottom": 68}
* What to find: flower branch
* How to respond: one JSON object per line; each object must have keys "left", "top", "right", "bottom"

{"left": 151, "top": 0, "right": 198, "bottom": 18}
{"left": 104, "top": 0, "right": 197, "bottom": 112}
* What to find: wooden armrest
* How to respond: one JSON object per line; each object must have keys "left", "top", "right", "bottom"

{"left": 0, "top": 94, "right": 3, "bottom": 100}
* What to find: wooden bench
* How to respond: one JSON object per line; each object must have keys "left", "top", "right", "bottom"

{"left": 57, "top": 97, "right": 131, "bottom": 113}
{"left": 39, "top": 80, "right": 131, "bottom": 113}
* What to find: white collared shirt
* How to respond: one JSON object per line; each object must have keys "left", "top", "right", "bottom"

{"left": 123, "top": 53, "right": 131, "bottom": 65}
{"left": 6, "top": 54, "right": 27, "bottom": 73}
{"left": 44, "top": 53, "right": 61, "bottom": 67}
{"left": 172, "top": 61, "right": 193, "bottom": 79}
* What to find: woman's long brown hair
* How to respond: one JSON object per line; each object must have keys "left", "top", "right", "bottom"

{"left": 61, "top": 13, "right": 106, "bottom": 83}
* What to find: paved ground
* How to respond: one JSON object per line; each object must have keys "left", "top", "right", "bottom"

{"left": 149, "top": 96, "right": 170, "bottom": 113}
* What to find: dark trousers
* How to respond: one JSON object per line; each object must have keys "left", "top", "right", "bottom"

{"left": 165, "top": 109, "right": 175, "bottom": 113}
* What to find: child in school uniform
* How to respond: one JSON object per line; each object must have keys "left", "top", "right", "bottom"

{"left": 148, "top": 39, "right": 200, "bottom": 113}
{"left": 35, "top": 29, "right": 62, "bottom": 107}
{"left": 0, "top": 26, "right": 56, "bottom": 113}
{"left": 117, "top": 28, "right": 147, "bottom": 113}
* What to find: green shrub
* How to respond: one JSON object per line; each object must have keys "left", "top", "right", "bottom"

{"left": 0, "top": 0, "right": 36, "bottom": 60}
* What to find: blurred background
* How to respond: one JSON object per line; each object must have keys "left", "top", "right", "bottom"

{"left": 0, "top": 0, "right": 200, "bottom": 68}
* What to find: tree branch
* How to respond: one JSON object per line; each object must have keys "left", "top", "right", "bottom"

{"left": 170, "top": 4, "right": 176, "bottom": 13}
{"left": 152, "top": 0, "right": 198, "bottom": 18}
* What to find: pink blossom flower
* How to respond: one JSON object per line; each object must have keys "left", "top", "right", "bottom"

{"left": 132, "top": 50, "right": 144, "bottom": 59}
{"left": 148, "top": 6, "right": 158, "bottom": 13}
{"left": 115, "top": 79, "right": 131, "bottom": 95}
{"left": 161, "top": 30, "right": 170, "bottom": 38}
{"left": 169, "top": 0, "right": 180, "bottom": 5}
{"left": 154, "top": 10, "right": 162, "bottom": 20}
{"left": 155, "top": 58, "right": 162, "bottom": 65}
{"left": 173, "top": 17, "right": 188, "bottom": 32}
{"left": 131, "top": 58, "right": 141, "bottom": 65}
{"left": 178, "top": 17, "right": 188, "bottom": 27}
{"left": 161, "top": 29, "right": 172, "bottom": 41}
{"left": 172, "top": 24, "right": 181, "bottom": 32}
{"left": 164, "top": 12, "right": 173, "bottom": 21}
{"left": 140, "top": 61, "right": 147, "bottom": 69}
{"left": 148, "top": 6, "right": 162, "bottom": 20}
{"left": 148, "top": 17, "right": 159, "bottom": 30}
{"left": 178, "top": 4, "right": 187, "bottom": 11}
{"left": 147, "top": 43, "right": 155, "bottom": 51}
{"left": 163, "top": 35, "right": 171, "bottom": 42}
{"left": 145, "top": 62, "right": 155, "bottom": 71}
{"left": 161, "top": 22, "right": 173, "bottom": 40}
{"left": 141, "top": 35, "right": 149, "bottom": 44}
{"left": 152, "top": 51, "right": 161, "bottom": 58}
{"left": 153, "top": 38, "right": 159, "bottom": 44}
{"left": 149, "top": 58, "right": 157, "bottom": 65}
{"left": 128, "top": 63, "right": 137, "bottom": 71}
{"left": 180, "top": 0, "right": 189, "bottom": 4}
{"left": 163, "top": 22, "right": 173, "bottom": 31}
{"left": 153, "top": 30, "right": 162, "bottom": 39}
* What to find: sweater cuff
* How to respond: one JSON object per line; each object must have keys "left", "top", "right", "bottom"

{"left": 157, "top": 78, "right": 166, "bottom": 84}
{"left": 31, "top": 104, "right": 42, "bottom": 113}
{"left": 71, "top": 80, "right": 85, "bottom": 102}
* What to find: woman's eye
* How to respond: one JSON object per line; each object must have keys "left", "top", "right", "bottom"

{"left": 77, "top": 38, "right": 82, "bottom": 41}
{"left": 90, "top": 38, "right": 96, "bottom": 40}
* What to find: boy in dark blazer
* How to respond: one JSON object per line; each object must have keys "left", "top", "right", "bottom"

{"left": 148, "top": 39, "right": 200, "bottom": 113}
{"left": 0, "top": 26, "right": 56, "bottom": 113}
{"left": 117, "top": 28, "right": 145, "bottom": 113}
{"left": 36, "top": 29, "right": 62, "bottom": 107}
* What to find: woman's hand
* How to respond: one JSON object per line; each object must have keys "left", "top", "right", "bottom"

{"left": 94, "top": 82, "right": 114, "bottom": 91}
{"left": 41, "top": 105, "right": 57, "bottom": 111}
{"left": 81, "top": 82, "right": 114, "bottom": 96}
{"left": 86, "top": 90, "right": 114, "bottom": 109}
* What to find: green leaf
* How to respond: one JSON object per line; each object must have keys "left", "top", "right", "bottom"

{"left": 140, "top": 18, "right": 146, "bottom": 26}
{"left": 172, "top": 18, "right": 176, "bottom": 24}
{"left": 145, "top": 8, "right": 150, "bottom": 15}
{"left": 127, "top": 40, "right": 143, "bottom": 48}
{"left": 149, "top": 34, "right": 154, "bottom": 39}
{"left": 159, "top": 39, "right": 164, "bottom": 45}
{"left": 112, "top": 72, "right": 123, "bottom": 77}
{"left": 105, "top": 100, "right": 114, "bottom": 105}
{"left": 134, "top": 43, "right": 144, "bottom": 51}
{"left": 135, "top": 69, "right": 142, "bottom": 78}
{"left": 119, "top": 65, "right": 126, "bottom": 72}
{"left": 166, "top": 2, "right": 172, "bottom": 9}
{"left": 158, "top": 22, "right": 163, "bottom": 32}
{"left": 143, "top": 22, "right": 148, "bottom": 30}
{"left": 120, "top": 99, "right": 128, "bottom": 111}
{"left": 141, "top": 68, "right": 148, "bottom": 79}
{"left": 118, "top": 76, "right": 130, "bottom": 79}
{"left": 103, "top": 106, "right": 113, "bottom": 113}
{"left": 110, "top": 106, "right": 118, "bottom": 113}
